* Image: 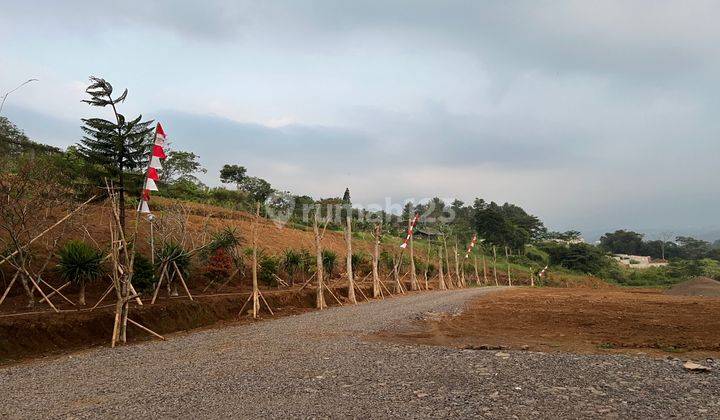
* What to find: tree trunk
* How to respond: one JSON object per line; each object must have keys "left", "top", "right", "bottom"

{"left": 482, "top": 254, "right": 488, "bottom": 284}
{"left": 372, "top": 224, "right": 381, "bottom": 298}
{"left": 392, "top": 255, "right": 403, "bottom": 294}
{"left": 453, "top": 240, "right": 462, "bottom": 288}
{"left": 409, "top": 218, "right": 418, "bottom": 291}
{"left": 438, "top": 244, "right": 446, "bottom": 290}
{"left": 313, "top": 207, "right": 326, "bottom": 309}
{"left": 492, "top": 246, "right": 499, "bottom": 286}
{"left": 252, "top": 204, "right": 260, "bottom": 318}
{"left": 442, "top": 236, "right": 453, "bottom": 289}
{"left": 505, "top": 246, "right": 512, "bottom": 286}
{"left": 118, "top": 169, "right": 126, "bottom": 235}
{"left": 345, "top": 212, "right": 356, "bottom": 304}
{"left": 474, "top": 255, "right": 480, "bottom": 285}
{"left": 79, "top": 282, "right": 86, "bottom": 306}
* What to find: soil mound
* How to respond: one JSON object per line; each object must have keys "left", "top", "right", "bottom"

{"left": 665, "top": 277, "right": 720, "bottom": 297}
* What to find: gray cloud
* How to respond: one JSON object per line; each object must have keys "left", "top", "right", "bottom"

{"left": 3, "top": 0, "right": 720, "bottom": 239}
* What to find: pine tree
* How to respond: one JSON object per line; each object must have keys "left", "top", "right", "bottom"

{"left": 78, "top": 77, "right": 154, "bottom": 232}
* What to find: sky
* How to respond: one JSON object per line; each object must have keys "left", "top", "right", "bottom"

{"left": 1, "top": 0, "right": 719, "bottom": 240}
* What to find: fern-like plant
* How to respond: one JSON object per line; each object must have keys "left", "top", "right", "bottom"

{"left": 56, "top": 240, "right": 103, "bottom": 306}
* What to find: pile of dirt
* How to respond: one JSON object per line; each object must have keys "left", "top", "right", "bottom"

{"left": 665, "top": 276, "right": 720, "bottom": 297}
{"left": 378, "top": 287, "right": 720, "bottom": 358}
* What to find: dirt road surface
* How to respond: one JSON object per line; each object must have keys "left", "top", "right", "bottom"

{"left": 1, "top": 287, "right": 719, "bottom": 418}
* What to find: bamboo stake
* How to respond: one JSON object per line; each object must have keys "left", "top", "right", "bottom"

{"left": 372, "top": 224, "right": 381, "bottom": 299}
{"left": 38, "top": 279, "right": 74, "bottom": 306}
{"left": 482, "top": 254, "right": 488, "bottom": 284}
{"left": 127, "top": 318, "right": 165, "bottom": 340}
{"left": 492, "top": 246, "right": 499, "bottom": 286}
{"left": 20, "top": 267, "right": 58, "bottom": 312}
{"left": 324, "top": 284, "right": 344, "bottom": 306}
{"left": 151, "top": 263, "right": 169, "bottom": 304}
{"left": 251, "top": 203, "right": 260, "bottom": 317}
{"left": 505, "top": 246, "right": 512, "bottom": 286}
{"left": 474, "top": 255, "right": 480, "bottom": 285}
{"left": 172, "top": 261, "right": 194, "bottom": 301}
{"left": 343, "top": 193, "right": 356, "bottom": 304}
{"left": 408, "top": 217, "right": 419, "bottom": 291}
{"left": 438, "top": 242, "right": 447, "bottom": 290}
{"left": 453, "top": 239, "right": 462, "bottom": 288}
{"left": 442, "top": 234, "right": 453, "bottom": 288}
{"left": 0, "top": 272, "right": 19, "bottom": 306}
{"left": 91, "top": 281, "right": 115, "bottom": 310}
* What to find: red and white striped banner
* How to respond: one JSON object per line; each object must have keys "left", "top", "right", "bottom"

{"left": 138, "top": 122, "right": 167, "bottom": 214}
{"left": 464, "top": 233, "right": 478, "bottom": 258}
{"left": 399, "top": 213, "right": 420, "bottom": 249}
{"left": 538, "top": 265, "right": 549, "bottom": 278}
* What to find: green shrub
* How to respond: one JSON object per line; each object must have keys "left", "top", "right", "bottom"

{"left": 259, "top": 255, "right": 280, "bottom": 286}
{"left": 56, "top": 240, "right": 103, "bottom": 305}
{"left": 281, "top": 248, "right": 312, "bottom": 279}
{"left": 132, "top": 253, "right": 156, "bottom": 293}
{"left": 322, "top": 250, "right": 338, "bottom": 275}
{"left": 156, "top": 241, "right": 191, "bottom": 279}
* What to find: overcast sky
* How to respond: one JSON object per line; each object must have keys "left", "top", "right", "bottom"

{"left": 2, "top": 1, "right": 719, "bottom": 239}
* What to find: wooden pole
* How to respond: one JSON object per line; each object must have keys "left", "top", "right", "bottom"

{"left": 313, "top": 205, "right": 329, "bottom": 309}
{"left": 442, "top": 235, "right": 453, "bottom": 289}
{"left": 252, "top": 203, "right": 260, "bottom": 318}
{"left": 408, "top": 217, "right": 419, "bottom": 291}
{"left": 150, "top": 219, "right": 155, "bottom": 265}
{"left": 438, "top": 242, "right": 446, "bottom": 290}
{"left": 505, "top": 246, "right": 512, "bottom": 286}
{"left": 372, "top": 224, "right": 382, "bottom": 298}
{"left": 172, "top": 261, "right": 194, "bottom": 301}
{"left": 482, "top": 254, "right": 488, "bottom": 284}
{"left": 0, "top": 272, "right": 19, "bottom": 307}
{"left": 492, "top": 245, "right": 499, "bottom": 286}
{"left": 473, "top": 254, "right": 480, "bottom": 285}
{"left": 453, "top": 239, "right": 462, "bottom": 288}
{"left": 344, "top": 199, "right": 356, "bottom": 304}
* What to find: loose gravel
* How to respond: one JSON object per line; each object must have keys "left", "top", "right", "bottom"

{"left": 1, "top": 287, "right": 719, "bottom": 419}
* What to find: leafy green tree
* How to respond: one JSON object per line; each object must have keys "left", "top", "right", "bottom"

{"left": 0, "top": 116, "right": 61, "bottom": 156}
{"left": 241, "top": 176, "right": 273, "bottom": 204}
{"left": 78, "top": 77, "right": 154, "bottom": 231}
{"left": 219, "top": 164, "right": 247, "bottom": 188}
{"left": 599, "top": 230, "right": 644, "bottom": 255}
{"left": 162, "top": 150, "right": 206, "bottom": 183}
{"left": 541, "top": 242, "right": 614, "bottom": 276}
{"left": 56, "top": 240, "right": 103, "bottom": 306}
{"left": 676, "top": 236, "right": 712, "bottom": 260}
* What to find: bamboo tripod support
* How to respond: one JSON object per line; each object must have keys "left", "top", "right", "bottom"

{"left": 437, "top": 241, "right": 447, "bottom": 290}
{"left": 150, "top": 260, "right": 194, "bottom": 304}
{"left": 106, "top": 181, "right": 164, "bottom": 347}
{"left": 239, "top": 204, "right": 273, "bottom": 318}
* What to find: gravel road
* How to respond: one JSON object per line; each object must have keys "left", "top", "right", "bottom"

{"left": 1, "top": 287, "right": 719, "bottom": 419}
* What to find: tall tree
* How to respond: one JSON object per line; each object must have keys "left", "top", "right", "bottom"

{"left": 78, "top": 77, "right": 153, "bottom": 232}
{"left": 162, "top": 150, "right": 206, "bottom": 183}
{"left": 219, "top": 164, "right": 247, "bottom": 188}
{"left": 599, "top": 230, "right": 644, "bottom": 255}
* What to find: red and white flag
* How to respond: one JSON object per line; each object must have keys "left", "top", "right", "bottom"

{"left": 138, "top": 122, "right": 167, "bottom": 214}
{"left": 464, "top": 233, "right": 478, "bottom": 258}
{"left": 538, "top": 265, "right": 549, "bottom": 277}
{"left": 399, "top": 213, "right": 420, "bottom": 249}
